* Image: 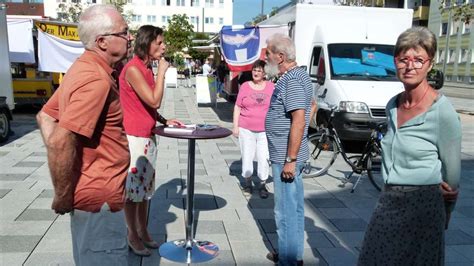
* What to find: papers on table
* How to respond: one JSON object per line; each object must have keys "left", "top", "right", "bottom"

{"left": 163, "top": 124, "right": 196, "bottom": 134}
{"left": 163, "top": 124, "right": 220, "bottom": 134}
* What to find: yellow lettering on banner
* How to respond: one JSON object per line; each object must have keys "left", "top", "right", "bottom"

{"left": 34, "top": 21, "right": 80, "bottom": 41}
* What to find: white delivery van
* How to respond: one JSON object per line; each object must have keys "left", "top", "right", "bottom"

{"left": 0, "top": 4, "right": 14, "bottom": 142}
{"left": 260, "top": 4, "right": 413, "bottom": 141}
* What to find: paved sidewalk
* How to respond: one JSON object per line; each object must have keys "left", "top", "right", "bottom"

{"left": 1, "top": 84, "right": 473, "bottom": 265}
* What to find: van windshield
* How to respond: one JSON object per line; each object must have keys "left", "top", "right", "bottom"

{"left": 328, "top": 43, "right": 398, "bottom": 81}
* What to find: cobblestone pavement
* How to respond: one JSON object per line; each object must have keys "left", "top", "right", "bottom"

{"left": 1, "top": 84, "right": 473, "bottom": 265}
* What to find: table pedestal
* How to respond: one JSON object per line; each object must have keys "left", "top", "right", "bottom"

{"left": 159, "top": 139, "right": 219, "bottom": 263}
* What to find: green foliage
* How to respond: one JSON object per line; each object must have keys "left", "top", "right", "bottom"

{"left": 251, "top": 14, "right": 267, "bottom": 25}
{"left": 439, "top": 0, "right": 473, "bottom": 24}
{"left": 56, "top": 3, "right": 83, "bottom": 23}
{"left": 193, "top": 32, "right": 209, "bottom": 40}
{"left": 188, "top": 46, "right": 209, "bottom": 63}
{"left": 55, "top": 0, "right": 129, "bottom": 24}
{"left": 164, "top": 14, "right": 194, "bottom": 63}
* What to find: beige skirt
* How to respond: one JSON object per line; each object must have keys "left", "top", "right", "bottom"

{"left": 125, "top": 135, "right": 157, "bottom": 202}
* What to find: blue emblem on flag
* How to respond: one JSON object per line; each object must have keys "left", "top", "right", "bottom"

{"left": 220, "top": 26, "right": 261, "bottom": 67}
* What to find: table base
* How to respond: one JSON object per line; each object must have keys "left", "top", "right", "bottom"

{"left": 159, "top": 239, "right": 219, "bottom": 263}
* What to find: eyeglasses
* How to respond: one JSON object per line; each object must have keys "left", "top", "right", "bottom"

{"left": 101, "top": 30, "right": 130, "bottom": 41}
{"left": 395, "top": 56, "right": 431, "bottom": 69}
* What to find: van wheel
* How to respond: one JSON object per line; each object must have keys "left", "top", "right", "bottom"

{"left": 0, "top": 109, "right": 11, "bottom": 143}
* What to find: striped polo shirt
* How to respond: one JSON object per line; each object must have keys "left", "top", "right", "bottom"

{"left": 265, "top": 66, "right": 313, "bottom": 164}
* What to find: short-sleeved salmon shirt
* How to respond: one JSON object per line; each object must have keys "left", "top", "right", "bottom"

{"left": 42, "top": 50, "right": 130, "bottom": 213}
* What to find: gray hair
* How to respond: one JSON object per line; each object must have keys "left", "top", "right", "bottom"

{"left": 78, "top": 4, "right": 119, "bottom": 49}
{"left": 394, "top": 26, "right": 437, "bottom": 59}
{"left": 266, "top": 33, "right": 296, "bottom": 62}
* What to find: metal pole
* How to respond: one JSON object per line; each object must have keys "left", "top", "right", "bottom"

{"left": 261, "top": 0, "right": 264, "bottom": 15}
{"left": 202, "top": 7, "right": 204, "bottom": 32}
{"left": 185, "top": 139, "right": 196, "bottom": 252}
{"left": 442, "top": 6, "right": 452, "bottom": 75}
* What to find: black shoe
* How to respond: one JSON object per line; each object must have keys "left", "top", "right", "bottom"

{"left": 259, "top": 184, "right": 269, "bottom": 199}
{"left": 266, "top": 252, "right": 303, "bottom": 265}
{"left": 242, "top": 178, "right": 252, "bottom": 195}
{"left": 266, "top": 252, "right": 278, "bottom": 263}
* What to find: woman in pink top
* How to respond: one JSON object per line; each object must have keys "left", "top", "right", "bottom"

{"left": 119, "top": 25, "right": 182, "bottom": 256}
{"left": 233, "top": 60, "right": 275, "bottom": 199}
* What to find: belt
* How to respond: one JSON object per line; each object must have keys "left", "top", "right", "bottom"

{"left": 384, "top": 184, "right": 439, "bottom": 192}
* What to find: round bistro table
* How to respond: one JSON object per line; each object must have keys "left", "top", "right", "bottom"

{"left": 153, "top": 125, "right": 232, "bottom": 264}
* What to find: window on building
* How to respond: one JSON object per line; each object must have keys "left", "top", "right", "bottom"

{"left": 448, "top": 49, "right": 456, "bottom": 63}
{"left": 459, "top": 49, "right": 469, "bottom": 63}
{"left": 219, "top": 0, "right": 224, "bottom": 7}
{"left": 457, "top": 75, "right": 464, "bottom": 82}
{"left": 205, "top": 0, "right": 214, "bottom": 7}
{"left": 162, "top": 16, "right": 170, "bottom": 23}
{"left": 471, "top": 50, "right": 474, "bottom": 63}
{"left": 191, "top": 0, "right": 200, "bottom": 6}
{"left": 161, "top": 0, "right": 171, "bottom": 5}
{"left": 132, "top": 15, "right": 142, "bottom": 22}
{"left": 127, "top": 0, "right": 132, "bottom": 3}
{"left": 219, "top": 17, "right": 224, "bottom": 24}
{"left": 446, "top": 75, "right": 451, "bottom": 81}
{"left": 146, "top": 0, "right": 156, "bottom": 5}
{"left": 176, "top": 0, "right": 185, "bottom": 6}
{"left": 147, "top": 15, "right": 156, "bottom": 23}
{"left": 463, "top": 21, "right": 471, "bottom": 34}
{"left": 455, "top": 0, "right": 464, "bottom": 5}
{"left": 444, "top": 0, "right": 451, "bottom": 7}
{"left": 451, "top": 20, "right": 461, "bottom": 35}
{"left": 441, "top": 22, "right": 448, "bottom": 35}
{"left": 438, "top": 49, "right": 445, "bottom": 63}
{"left": 469, "top": 76, "right": 474, "bottom": 83}
{"left": 205, "top": 17, "right": 214, "bottom": 24}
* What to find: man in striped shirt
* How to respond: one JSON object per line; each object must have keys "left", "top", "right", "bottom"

{"left": 264, "top": 33, "right": 313, "bottom": 265}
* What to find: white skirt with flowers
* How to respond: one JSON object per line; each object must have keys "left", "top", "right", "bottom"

{"left": 125, "top": 135, "right": 157, "bottom": 202}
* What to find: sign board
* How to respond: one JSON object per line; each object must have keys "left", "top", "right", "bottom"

{"left": 196, "top": 75, "right": 217, "bottom": 105}
{"left": 165, "top": 67, "right": 178, "bottom": 88}
{"left": 34, "top": 21, "right": 80, "bottom": 41}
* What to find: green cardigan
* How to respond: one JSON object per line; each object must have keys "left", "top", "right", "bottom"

{"left": 381, "top": 94, "right": 462, "bottom": 209}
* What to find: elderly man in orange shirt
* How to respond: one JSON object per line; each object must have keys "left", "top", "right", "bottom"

{"left": 36, "top": 4, "right": 132, "bottom": 265}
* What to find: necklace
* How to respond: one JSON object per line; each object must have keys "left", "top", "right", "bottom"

{"left": 401, "top": 86, "right": 430, "bottom": 110}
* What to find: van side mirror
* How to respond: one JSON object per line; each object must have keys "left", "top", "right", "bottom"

{"left": 310, "top": 74, "right": 325, "bottom": 85}
{"left": 427, "top": 69, "right": 444, "bottom": 90}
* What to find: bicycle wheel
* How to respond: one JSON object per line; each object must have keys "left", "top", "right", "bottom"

{"left": 367, "top": 149, "right": 383, "bottom": 191}
{"left": 303, "top": 132, "right": 338, "bottom": 178}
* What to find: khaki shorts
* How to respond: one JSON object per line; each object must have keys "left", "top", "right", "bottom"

{"left": 70, "top": 203, "right": 128, "bottom": 266}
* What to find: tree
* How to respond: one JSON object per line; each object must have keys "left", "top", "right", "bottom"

{"left": 56, "top": 2, "right": 83, "bottom": 23}
{"left": 439, "top": 0, "right": 473, "bottom": 24}
{"left": 164, "top": 14, "right": 194, "bottom": 63}
{"left": 55, "top": 0, "right": 129, "bottom": 23}
{"left": 188, "top": 32, "right": 210, "bottom": 64}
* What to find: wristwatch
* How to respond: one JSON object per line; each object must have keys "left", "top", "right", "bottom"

{"left": 285, "top": 156, "right": 297, "bottom": 163}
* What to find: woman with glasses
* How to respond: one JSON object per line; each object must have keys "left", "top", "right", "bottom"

{"left": 119, "top": 25, "right": 183, "bottom": 256}
{"left": 358, "top": 27, "right": 461, "bottom": 265}
{"left": 232, "top": 60, "right": 275, "bottom": 199}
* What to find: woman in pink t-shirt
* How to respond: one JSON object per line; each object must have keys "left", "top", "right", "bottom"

{"left": 119, "top": 25, "right": 182, "bottom": 256}
{"left": 233, "top": 60, "right": 275, "bottom": 199}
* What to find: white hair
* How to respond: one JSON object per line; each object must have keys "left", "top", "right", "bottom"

{"left": 266, "top": 33, "right": 296, "bottom": 62}
{"left": 78, "top": 4, "right": 119, "bottom": 49}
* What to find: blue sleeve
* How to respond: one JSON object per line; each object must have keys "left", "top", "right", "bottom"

{"left": 284, "top": 77, "right": 306, "bottom": 113}
{"left": 437, "top": 100, "right": 462, "bottom": 211}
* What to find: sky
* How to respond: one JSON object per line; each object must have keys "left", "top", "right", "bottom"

{"left": 233, "top": 0, "right": 291, "bottom": 25}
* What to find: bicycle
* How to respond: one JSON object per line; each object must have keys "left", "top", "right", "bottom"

{"left": 303, "top": 99, "right": 386, "bottom": 193}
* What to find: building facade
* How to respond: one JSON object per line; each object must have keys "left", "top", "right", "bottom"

{"left": 428, "top": 0, "right": 474, "bottom": 84}
{"left": 125, "top": 0, "right": 232, "bottom": 33}
{"left": 40, "top": 0, "right": 232, "bottom": 33}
